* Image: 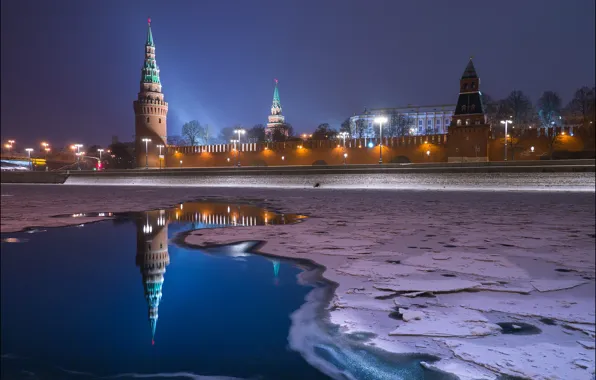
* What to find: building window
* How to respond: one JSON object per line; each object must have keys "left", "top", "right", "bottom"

{"left": 463, "top": 83, "right": 468, "bottom": 90}
{"left": 457, "top": 119, "right": 462, "bottom": 126}
{"left": 436, "top": 119, "right": 441, "bottom": 125}
{"left": 427, "top": 119, "right": 432, "bottom": 126}
{"left": 475, "top": 120, "right": 481, "bottom": 125}
{"left": 465, "top": 119, "right": 470, "bottom": 125}
{"left": 445, "top": 118, "right": 450, "bottom": 125}
{"left": 462, "top": 105, "right": 467, "bottom": 112}
{"left": 159, "top": 118, "right": 162, "bottom": 123}
{"left": 418, "top": 120, "right": 423, "bottom": 126}
{"left": 146, "top": 117, "right": 150, "bottom": 123}
{"left": 471, "top": 104, "right": 476, "bottom": 112}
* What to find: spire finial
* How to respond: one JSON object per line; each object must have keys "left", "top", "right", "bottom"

{"left": 274, "top": 78, "right": 278, "bottom": 85}
{"left": 470, "top": 55, "right": 474, "bottom": 60}
{"left": 148, "top": 17, "right": 151, "bottom": 25}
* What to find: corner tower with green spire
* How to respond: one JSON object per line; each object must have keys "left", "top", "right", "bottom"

{"left": 133, "top": 18, "right": 168, "bottom": 168}
{"left": 266, "top": 79, "right": 287, "bottom": 140}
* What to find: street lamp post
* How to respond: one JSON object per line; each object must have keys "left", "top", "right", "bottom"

{"left": 500, "top": 119, "right": 513, "bottom": 161}
{"left": 73, "top": 144, "right": 83, "bottom": 170}
{"left": 25, "top": 148, "right": 33, "bottom": 170}
{"left": 142, "top": 138, "right": 151, "bottom": 169}
{"left": 233, "top": 129, "right": 245, "bottom": 167}
{"left": 338, "top": 131, "right": 349, "bottom": 147}
{"left": 6, "top": 140, "right": 15, "bottom": 154}
{"left": 156, "top": 145, "right": 164, "bottom": 169}
{"left": 374, "top": 116, "right": 387, "bottom": 164}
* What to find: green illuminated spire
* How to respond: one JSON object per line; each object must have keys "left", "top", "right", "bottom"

{"left": 146, "top": 18, "right": 154, "bottom": 47}
{"left": 270, "top": 79, "right": 282, "bottom": 116}
{"left": 272, "top": 79, "right": 281, "bottom": 110}
{"left": 140, "top": 18, "right": 160, "bottom": 85}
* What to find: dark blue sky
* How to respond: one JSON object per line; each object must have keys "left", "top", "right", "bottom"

{"left": 1, "top": 0, "right": 594, "bottom": 147}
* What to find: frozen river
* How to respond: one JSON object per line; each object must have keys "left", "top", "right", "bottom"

{"left": 1, "top": 182, "right": 594, "bottom": 379}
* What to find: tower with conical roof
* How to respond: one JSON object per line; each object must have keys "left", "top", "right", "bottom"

{"left": 136, "top": 209, "right": 170, "bottom": 345}
{"left": 266, "top": 79, "right": 287, "bottom": 140}
{"left": 133, "top": 18, "right": 168, "bottom": 168}
{"left": 447, "top": 58, "right": 490, "bottom": 162}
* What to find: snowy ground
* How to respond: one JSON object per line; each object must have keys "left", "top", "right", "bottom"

{"left": 1, "top": 183, "right": 595, "bottom": 380}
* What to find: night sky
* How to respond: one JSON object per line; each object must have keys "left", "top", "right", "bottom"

{"left": 1, "top": 0, "right": 594, "bottom": 148}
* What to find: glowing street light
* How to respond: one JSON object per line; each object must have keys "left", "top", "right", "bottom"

{"left": 500, "top": 119, "right": 513, "bottom": 161}
{"left": 374, "top": 116, "right": 387, "bottom": 164}
{"left": 6, "top": 139, "right": 15, "bottom": 153}
{"left": 233, "top": 129, "right": 245, "bottom": 167}
{"left": 25, "top": 148, "right": 33, "bottom": 170}
{"left": 156, "top": 145, "right": 164, "bottom": 169}
{"left": 338, "top": 131, "right": 349, "bottom": 147}
{"left": 343, "top": 152, "right": 348, "bottom": 165}
{"left": 142, "top": 138, "right": 151, "bottom": 169}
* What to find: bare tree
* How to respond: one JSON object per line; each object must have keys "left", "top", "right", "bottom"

{"left": 502, "top": 90, "right": 534, "bottom": 130}
{"left": 354, "top": 119, "right": 369, "bottom": 138}
{"left": 218, "top": 126, "right": 236, "bottom": 144}
{"left": 182, "top": 120, "right": 202, "bottom": 146}
{"left": 247, "top": 124, "right": 266, "bottom": 143}
{"left": 566, "top": 86, "right": 595, "bottom": 127}
{"left": 167, "top": 135, "right": 186, "bottom": 146}
{"left": 340, "top": 118, "right": 351, "bottom": 134}
{"left": 565, "top": 86, "right": 596, "bottom": 150}
{"left": 312, "top": 123, "right": 337, "bottom": 140}
{"left": 546, "top": 129, "right": 564, "bottom": 159}
{"left": 537, "top": 91, "right": 562, "bottom": 130}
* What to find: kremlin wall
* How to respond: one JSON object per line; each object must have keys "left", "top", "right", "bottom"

{"left": 132, "top": 21, "right": 593, "bottom": 170}
{"left": 162, "top": 127, "right": 588, "bottom": 168}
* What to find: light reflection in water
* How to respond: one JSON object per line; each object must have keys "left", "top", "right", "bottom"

{"left": 133, "top": 202, "right": 306, "bottom": 346}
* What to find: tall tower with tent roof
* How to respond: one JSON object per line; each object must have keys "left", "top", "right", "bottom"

{"left": 133, "top": 18, "right": 168, "bottom": 168}
{"left": 446, "top": 57, "right": 491, "bottom": 162}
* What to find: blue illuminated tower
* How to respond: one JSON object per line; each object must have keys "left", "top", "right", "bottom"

{"left": 136, "top": 209, "right": 170, "bottom": 345}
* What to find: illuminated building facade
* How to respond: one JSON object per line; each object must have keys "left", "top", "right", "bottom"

{"left": 265, "top": 79, "right": 287, "bottom": 140}
{"left": 133, "top": 18, "right": 169, "bottom": 168}
{"left": 136, "top": 209, "right": 170, "bottom": 345}
{"left": 349, "top": 104, "right": 455, "bottom": 137}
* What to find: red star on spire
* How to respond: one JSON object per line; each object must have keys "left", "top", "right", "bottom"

{"left": 148, "top": 17, "right": 151, "bottom": 25}
{"left": 274, "top": 78, "right": 278, "bottom": 84}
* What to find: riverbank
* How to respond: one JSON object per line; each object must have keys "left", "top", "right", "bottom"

{"left": 1, "top": 184, "right": 595, "bottom": 380}
{"left": 1, "top": 159, "right": 594, "bottom": 186}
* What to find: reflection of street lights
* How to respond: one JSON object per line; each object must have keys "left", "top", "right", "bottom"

{"left": 142, "top": 138, "right": 151, "bottom": 169}
{"left": 374, "top": 116, "right": 387, "bottom": 164}
{"left": 25, "top": 148, "right": 33, "bottom": 170}
{"left": 156, "top": 145, "right": 164, "bottom": 169}
{"left": 500, "top": 119, "right": 513, "bottom": 161}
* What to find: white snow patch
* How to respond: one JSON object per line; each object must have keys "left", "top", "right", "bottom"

{"left": 443, "top": 339, "right": 596, "bottom": 380}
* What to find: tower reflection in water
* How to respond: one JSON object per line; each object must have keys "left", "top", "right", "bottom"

{"left": 134, "top": 202, "right": 306, "bottom": 345}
